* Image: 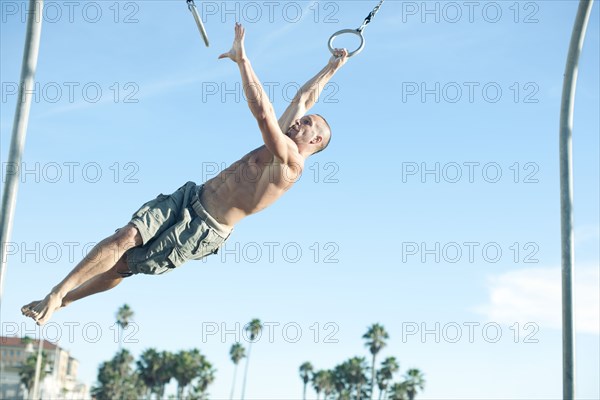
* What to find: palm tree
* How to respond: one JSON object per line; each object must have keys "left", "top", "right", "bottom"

{"left": 402, "top": 369, "right": 425, "bottom": 400}
{"left": 116, "top": 303, "right": 134, "bottom": 350}
{"left": 173, "top": 349, "right": 205, "bottom": 399}
{"left": 332, "top": 357, "right": 368, "bottom": 399}
{"left": 388, "top": 382, "right": 409, "bottom": 400}
{"left": 299, "top": 362, "right": 314, "bottom": 400}
{"left": 189, "top": 357, "right": 216, "bottom": 400}
{"left": 312, "top": 369, "right": 334, "bottom": 400}
{"left": 137, "top": 348, "right": 162, "bottom": 399}
{"left": 332, "top": 363, "right": 350, "bottom": 398}
{"left": 363, "top": 323, "right": 389, "bottom": 399}
{"left": 229, "top": 343, "right": 246, "bottom": 400}
{"left": 92, "top": 349, "right": 144, "bottom": 400}
{"left": 155, "top": 351, "right": 175, "bottom": 398}
{"left": 240, "top": 318, "right": 262, "bottom": 400}
{"left": 376, "top": 370, "right": 387, "bottom": 400}
{"left": 18, "top": 350, "right": 48, "bottom": 397}
{"left": 377, "top": 357, "right": 399, "bottom": 400}
{"left": 346, "top": 356, "right": 369, "bottom": 399}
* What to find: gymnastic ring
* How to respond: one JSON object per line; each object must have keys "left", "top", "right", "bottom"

{"left": 328, "top": 29, "right": 365, "bottom": 58}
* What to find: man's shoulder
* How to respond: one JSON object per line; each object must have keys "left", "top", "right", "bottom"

{"left": 238, "top": 145, "right": 304, "bottom": 176}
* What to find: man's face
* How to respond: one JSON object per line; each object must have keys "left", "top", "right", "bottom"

{"left": 286, "top": 115, "right": 320, "bottom": 144}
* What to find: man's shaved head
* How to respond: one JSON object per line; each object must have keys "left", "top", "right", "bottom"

{"left": 312, "top": 114, "right": 332, "bottom": 155}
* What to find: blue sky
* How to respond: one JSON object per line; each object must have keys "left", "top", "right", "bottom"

{"left": 1, "top": 1, "right": 599, "bottom": 398}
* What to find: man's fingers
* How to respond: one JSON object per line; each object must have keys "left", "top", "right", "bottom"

{"left": 234, "top": 22, "right": 245, "bottom": 39}
{"left": 218, "top": 52, "right": 229, "bottom": 59}
{"left": 333, "top": 48, "right": 348, "bottom": 58}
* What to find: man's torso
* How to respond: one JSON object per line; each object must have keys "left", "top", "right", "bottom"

{"left": 200, "top": 145, "right": 303, "bottom": 227}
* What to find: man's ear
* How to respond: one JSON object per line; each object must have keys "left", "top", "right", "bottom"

{"left": 310, "top": 135, "right": 323, "bottom": 145}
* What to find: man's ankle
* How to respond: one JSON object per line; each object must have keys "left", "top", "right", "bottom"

{"left": 50, "top": 287, "right": 66, "bottom": 300}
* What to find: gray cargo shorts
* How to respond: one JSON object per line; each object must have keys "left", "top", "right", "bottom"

{"left": 124, "top": 181, "right": 232, "bottom": 276}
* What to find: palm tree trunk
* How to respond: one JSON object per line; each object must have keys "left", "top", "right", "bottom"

{"left": 303, "top": 382, "right": 307, "bottom": 400}
{"left": 240, "top": 342, "right": 253, "bottom": 400}
{"left": 370, "top": 356, "right": 376, "bottom": 400}
{"left": 378, "top": 386, "right": 383, "bottom": 400}
{"left": 230, "top": 363, "right": 239, "bottom": 400}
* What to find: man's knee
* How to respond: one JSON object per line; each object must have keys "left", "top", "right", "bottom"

{"left": 113, "top": 224, "right": 142, "bottom": 250}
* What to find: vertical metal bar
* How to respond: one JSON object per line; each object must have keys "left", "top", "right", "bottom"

{"left": 0, "top": 0, "right": 44, "bottom": 304}
{"left": 32, "top": 337, "right": 44, "bottom": 400}
{"left": 559, "top": 1, "right": 594, "bottom": 399}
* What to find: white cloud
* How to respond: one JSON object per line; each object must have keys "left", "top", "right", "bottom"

{"left": 476, "top": 264, "right": 599, "bottom": 334}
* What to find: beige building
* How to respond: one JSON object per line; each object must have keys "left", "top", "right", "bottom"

{"left": 0, "top": 336, "right": 88, "bottom": 399}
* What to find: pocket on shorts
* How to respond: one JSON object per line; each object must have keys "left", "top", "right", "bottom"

{"left": 175, "top": 217, "right": 224, "bottom": 262}
{"left": 131, "top": 193, "right": 170, "bottom": 219}
{"left": 167, "top": 247, "right": 187, "bottom": 269}
{"left": 166, "top": 235, "right": 221, "bottom": 268}
{"left": 191, "top": 226, "right": 224, "bottom": 259}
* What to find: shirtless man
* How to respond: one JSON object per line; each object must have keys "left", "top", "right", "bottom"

{"left": 21, "top": 23, "right": 348, "bottom": 325}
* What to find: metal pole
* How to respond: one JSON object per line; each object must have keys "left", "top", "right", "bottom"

{"left": 187, "top": 0, "right": 210, "bottom": 47}
{"left": 31, "top": 337, "right": 43, "bottom": 400}
{"left": 0, "top": 0, "right": 44, "bottom": 304}
{"left": 559, "top": 1, "right": 594, "bottom": 399}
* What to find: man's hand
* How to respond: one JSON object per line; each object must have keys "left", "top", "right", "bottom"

{"left": 328, "top": 48, "right": 349, "bottom": 70}
{"left": 218, "top": 23, "right": 246, "bottom": 63}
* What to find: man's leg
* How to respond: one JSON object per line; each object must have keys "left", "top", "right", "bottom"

{"left": 21, "top": 255, "right": 131, "bottom": 311}
{"left": 21, "top": 224, "right": 142, "bottom": 325}
{"left": 61, "top": 254, "right": 132, "bottom": 307}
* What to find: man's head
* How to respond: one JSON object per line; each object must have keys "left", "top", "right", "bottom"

{"left": 285, "top": 114, "right": 332, "bottom": 156}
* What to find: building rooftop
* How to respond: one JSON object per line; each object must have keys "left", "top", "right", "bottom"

{"left": 0, "top": 336, "right": 58, "bottom": 351}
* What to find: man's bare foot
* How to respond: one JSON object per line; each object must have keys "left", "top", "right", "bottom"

{"left": 21, "top": 293, "right": 63, "bottom": 325}
{"left": 21, "top": 301, "right": 40, "bottom": 318}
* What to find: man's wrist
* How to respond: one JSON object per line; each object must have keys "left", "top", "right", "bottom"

{"left": 326, "top": 64, "right": 339, "bottom": 77}
{"left": 327, "top": 63, "right": 342, "bottom": 73}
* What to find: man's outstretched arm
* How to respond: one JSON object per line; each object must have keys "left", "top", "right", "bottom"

{"left": 219, "top": 23, "right": 300, "bottom": 167}
{"left": 278, "top": 48, "right": 348, "bottom": 131}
